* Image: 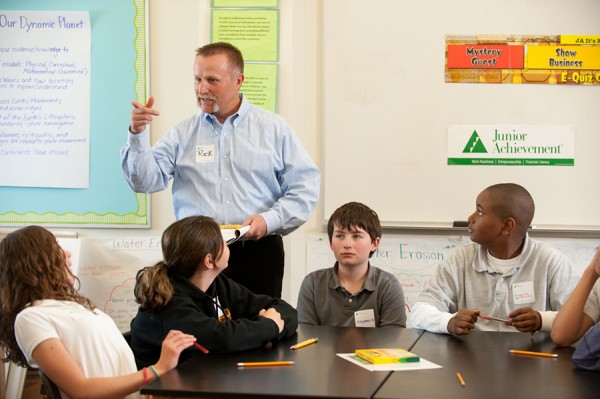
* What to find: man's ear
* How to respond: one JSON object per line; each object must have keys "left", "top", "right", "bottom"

{"left": 502, "top": 217, "right": 516, "bottom": 235}
{"left": 235, "top": 72, "right": 244, "bottom": 90}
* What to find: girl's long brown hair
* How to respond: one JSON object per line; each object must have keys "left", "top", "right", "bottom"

{"left": 134, "top": 216, "right": 224, "bottom": 313}
{"left": 0, "top": 226, "right": 94, "bottom": 367}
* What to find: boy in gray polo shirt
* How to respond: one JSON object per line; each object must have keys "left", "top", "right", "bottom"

{"left": 407, "top": 183, "right": 579, "bottom": 335}
{"left": 297, "top": 202, "right": 406, "bottom": 327}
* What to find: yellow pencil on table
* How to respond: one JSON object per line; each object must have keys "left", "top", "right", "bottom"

{"left": 236, "top": 361, "right": 295, "bottom": 367}
{"left": 290, "top": 337, "right": 318, "bottom": 350}
{"left": 509, "top": 349, "right": 558, "bottom": 358}
{"left": 456, "top": 372, "right": 466, "bottom": 387}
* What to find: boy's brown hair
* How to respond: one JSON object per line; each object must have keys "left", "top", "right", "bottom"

{"left": 327, "top": 202, "right": 382, "bottom": 257}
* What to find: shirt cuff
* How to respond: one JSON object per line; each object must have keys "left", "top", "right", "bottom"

{"left": 127, "top": 129, "right": 150, "bottom": 148}
{"left": 539, "top": 310, "right": 557, "bottom": 332}
{"left": 440, "top": 312, "right": 454, "bottom": 334}
{"left": 260, "top": 210, "right": 282, "bottom": 235}
{"left": 407, "top": 302, "right": 454, "bottom": 334}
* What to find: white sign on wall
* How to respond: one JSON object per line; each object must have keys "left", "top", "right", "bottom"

{"left": 448, "top": 124, "right": 575, "bottom": 166}
{"left": 0, "top": 10, "right": 91, "bottom": 188}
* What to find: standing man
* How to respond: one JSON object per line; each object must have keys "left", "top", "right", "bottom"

{"left": 121, "top": 42, "right": 320, "bottom": 298}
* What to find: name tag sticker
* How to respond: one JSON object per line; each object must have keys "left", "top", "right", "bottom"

{"left": 196, "top": 145, "right": 215, "bottom": 163}
{"left": 354, "top": 309, "right": 376, "bottom": 328}
{"left": 513, "top": 281, "right": 535, "bottom": 305}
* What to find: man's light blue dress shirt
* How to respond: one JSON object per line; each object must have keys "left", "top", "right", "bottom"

{"left": 121, "top": 95, "right": 320, "bottom": 235}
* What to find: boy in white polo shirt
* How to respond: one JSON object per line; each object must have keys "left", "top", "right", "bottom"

{"left": 408, "top": 183, "right": 579, "bottom": 335}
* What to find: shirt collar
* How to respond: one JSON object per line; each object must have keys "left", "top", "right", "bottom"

{"left": 330, "top": 262, "right": 342, "bottom": 289}
{"left": 202, "top": 93, "right": 248, "bottom": 127}
{"left": 474, "top": 234, "right": 530, "bottom": 275}
{"left": 329, "top": 262, "right": 376, "bottom": 292}
{"left": 362, "top": 264, "right": 378, "bottom": 292}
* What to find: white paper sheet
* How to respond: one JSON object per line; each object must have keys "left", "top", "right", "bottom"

{"left": 337, "top": 353, "right": 442, "bottom": 372}
{"left": 0, "top": 10, "right": 91, "bottom": 188}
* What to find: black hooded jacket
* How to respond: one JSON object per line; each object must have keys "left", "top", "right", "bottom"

{"left": 130, "top": 272, "right": 298, "bottom": 368}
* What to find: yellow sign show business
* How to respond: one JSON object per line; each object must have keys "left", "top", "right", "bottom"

{"left": 527, "top": 45, "right": 600, "bottom": 84}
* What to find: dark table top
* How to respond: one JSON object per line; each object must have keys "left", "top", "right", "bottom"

{"left": 141, "top": 324, "right": 423, "bottom": 399}
{"left": 374, "top": 330, "right": 600, "bottom": 399}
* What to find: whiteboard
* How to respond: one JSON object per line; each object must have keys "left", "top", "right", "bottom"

{"left": 322, "top": 0, "right": 600, "bottom": 232}
{"left": 306, "top": 234, "right": 598, "bottom": 312}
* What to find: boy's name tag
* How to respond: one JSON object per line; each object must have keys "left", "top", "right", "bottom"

{"left": 513, "top": 281, "right": 535, "bottom": 304}
{"left": 196, "top": 145, "right": 215, "bottom": 163}
{"left": 354, "top": 309, "right": 376, "bottom": 328}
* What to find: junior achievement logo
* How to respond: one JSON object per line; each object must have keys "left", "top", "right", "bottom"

{"left": 462, "top": 130, "right": 488, "bottom": 153}
{"left": 448, "top": 125, "right": 574, "bottom": 166}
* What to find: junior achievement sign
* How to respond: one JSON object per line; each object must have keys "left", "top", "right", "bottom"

{"left": 448, "top": 125, "right": 574, "bottom": 166}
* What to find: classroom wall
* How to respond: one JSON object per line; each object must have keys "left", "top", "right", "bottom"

{"left": 18, "top": 0, "right": 598, "bottom": 319}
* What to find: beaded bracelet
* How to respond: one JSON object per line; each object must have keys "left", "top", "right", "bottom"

{"left": 142, "top": 367, "right": 149, "bottom": 385}
{"left": 149, "top": 365, "right": 161, "bottom": 379}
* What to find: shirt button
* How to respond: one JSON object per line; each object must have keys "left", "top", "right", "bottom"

{"left": 348, "top": 298, "right": 353, "bottom": 303}
{"left": 224, "top": 177, "right": 228, "bottom": 181}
